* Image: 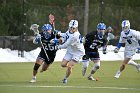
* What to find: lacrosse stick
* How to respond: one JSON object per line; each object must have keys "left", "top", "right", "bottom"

{"left": 30, "top": 24, "right": 50, "bottom": 61}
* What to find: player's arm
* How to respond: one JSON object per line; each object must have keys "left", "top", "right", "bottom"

{"left": 114, "top": 34, "right": 124, "bottom": 53}
{"left": 58, "top": 36, "right": 74, "bottom": 49}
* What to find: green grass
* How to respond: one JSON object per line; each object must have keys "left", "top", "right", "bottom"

{"left": 0, "top": 61, "right": 140, "bottom": 93}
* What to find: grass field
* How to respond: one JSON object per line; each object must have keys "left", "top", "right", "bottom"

{"left": 0, "top": 61, "right": 140, "bottom": 93}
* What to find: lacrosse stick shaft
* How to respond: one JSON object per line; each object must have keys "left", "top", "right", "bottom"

{"left": 40, "top": 41, "right": 50, "bottom": 61}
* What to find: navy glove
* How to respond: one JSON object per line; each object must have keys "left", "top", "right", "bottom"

{"left": 54, "top": 30, "right": 61, "bottom": 35}
{"left": 136, "top": 48, "right": 140, "bottom": 53}
{"left": 103, "top": 48, "right": 107, "bottom": 54}
{"left": 114, "top": 48, "right": 119, "bottom": 53}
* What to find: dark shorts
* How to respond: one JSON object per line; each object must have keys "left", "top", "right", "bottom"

{"left": 37, "top": 49, "right": 56, "bottom": 64}
{"left": 83, "top": 52, "right": 100, "bottom": 61}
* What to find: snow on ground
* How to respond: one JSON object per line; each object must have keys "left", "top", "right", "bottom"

{"left": 0, "top": 45, "right": 140, "bottom": 63}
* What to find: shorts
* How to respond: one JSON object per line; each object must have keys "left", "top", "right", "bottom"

{"left": 83, "top": 52, "right": 100, "bottom": 61}
{"left": 124, "top": 51, "right": 135, "bottom": 59}
{"left": 63, "top": 52, "right": 84, "bottom": 63}
{"left": 37, "top": 49, "right": 56, "bottom": 64}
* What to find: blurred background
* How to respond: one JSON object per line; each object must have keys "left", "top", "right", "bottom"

{"left": 0, "top": 0, "right": 140, "bottom": 56}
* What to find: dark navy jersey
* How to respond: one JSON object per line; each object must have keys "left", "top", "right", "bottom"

{"left": 40, "top": 31, "right": 60, "bottom": 52}
{"left": 37, "top": 31, "right": 60, "bottom": 64}
{"left": 84, "top": 31, "right": 107, "bottom": 52}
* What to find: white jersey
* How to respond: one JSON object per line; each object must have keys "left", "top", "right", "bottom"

{"left": 119, "top": 29, "right": 140, "bottom": 52}
{"left": 59, "top": 30, "right": 85, "bottom": 56}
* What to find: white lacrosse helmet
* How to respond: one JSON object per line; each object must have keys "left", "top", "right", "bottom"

{"left": 69, "top": 20, "right": 78, "bottom": 28}
{"left": 121, "top": 20, "right": 130, "bottom": 32}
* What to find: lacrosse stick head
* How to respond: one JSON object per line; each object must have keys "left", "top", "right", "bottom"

{"left": 30, "top": 24, "right": 39, "bottom": 35}
{"left": 49, "top": 14, "right": 55, "bottom": 26}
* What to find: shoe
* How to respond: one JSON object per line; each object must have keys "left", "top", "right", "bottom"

{"left": 87, "top": 76, "right": 95, "bottom": 81}
{"left": 30, "top": 77, "right": 36, "bottom": 83}
{"left": 114, "top": 71, "right": 121, "bottom": 78}
{"left": 136, "top": 64, "right": 140, "bottom": 72}
{"left": 62, "top": 78, "right": 67, "bottom": 84}
{"left": 82, "top": 68, "right": 87, "bottom": 76}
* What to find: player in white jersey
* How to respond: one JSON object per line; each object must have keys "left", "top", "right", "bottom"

{"left": 57, "top": 20, "right": 85, "bottom": 83}
{"left": 114, "top": 20, "right": 140, "bottom": 78}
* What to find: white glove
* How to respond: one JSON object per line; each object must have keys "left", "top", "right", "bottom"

{"left": 114, "top": 48, "right": 119, "bottom": 53}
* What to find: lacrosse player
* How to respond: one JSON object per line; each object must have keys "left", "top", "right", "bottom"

{"left": 105, "top": 26, "right": 115, "bottom": 44}
{"left": 29, "top": 24, "right": 60, "bottom": 83}
{"left": 82, "top": 23, "right": 107, "bottom": 80}
{"left": 54, "top": 20, "right": 85, "bottom": 84}
{"left": 114, "top": 20, "right": 140, "bottom": 78}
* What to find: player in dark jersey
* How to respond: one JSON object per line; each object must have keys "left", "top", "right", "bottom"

{"left": 82, "top": 23, "right": 107, "bottom": 80}
{"left": 30, "top": 24, "right": 60, "bottom": 83}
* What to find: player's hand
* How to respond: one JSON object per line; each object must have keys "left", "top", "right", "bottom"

{"left": 50, "top": 38, "right": 59, "bottom": 44}
{"left": 33, "top": 34, "right": 41, "bottom": 44}
{"left": 103, "top": 50, "right": 107, "bottom": 54}
{"left": 103, "top": 48, "right": 107, "bottom": 54}
{"left": 114, "top": 48, "right": 119, "bottom": 53}
{"left": 54, "top": 30, "right": 61, "bottom": 35}
{"left": 136, "top": 48, "right": 140, "bottom": 53}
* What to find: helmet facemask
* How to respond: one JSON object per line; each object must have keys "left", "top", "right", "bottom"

{"left": 68, "top": 20, "right": 78, "bottom": 33}
{"left": 121, "top": 20, "right": 130, "bottom": 33}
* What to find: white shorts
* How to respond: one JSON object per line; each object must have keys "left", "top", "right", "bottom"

{"left": 124, "top": 51, "right": 135, "bottom": 59}
{"left": 63, "top": 52, "right": 83, "bottom": 63}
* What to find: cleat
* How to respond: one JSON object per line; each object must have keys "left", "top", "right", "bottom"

{"left": 114, "top": 71, "right": 121, "bottom": 79}
{"left": 30, "top": 79, "right": 36, "bottom": 83}
{"left": 62, "top": 78, "right": 67, "bottom": 84}
{"left": 29, "top": 77, "right": 36, "bottom": 83}
{"left": 87, "top": 76, "right": 95, "bottom": 81}
{"left": 136, "top": 64, "right": 140, "bottom": 72}
{"left": 82, "top": 68, "right": 87, "bottom": 76}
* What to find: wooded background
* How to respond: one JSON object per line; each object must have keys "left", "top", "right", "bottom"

{"left": 0, "top": 0, "right": 140, "bottom": 36}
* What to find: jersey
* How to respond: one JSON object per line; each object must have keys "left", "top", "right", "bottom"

{"left": 84, "top": 31, "right": 107, "bottom": 52}
{"left": 119, "top": 29, "right": 140, "bottom": 52}
{"left": 37, "top": 31, "right": 60, "bottom": 64}
{"left": 83, "top": 31, "right": 107, "bottom": 60}
{"left": 59, "top": 30, "right": 85, "bottom": 62}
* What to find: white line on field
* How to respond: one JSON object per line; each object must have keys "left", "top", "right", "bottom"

{"left": 0, "top": 85, "right": 140, "bottom": 90}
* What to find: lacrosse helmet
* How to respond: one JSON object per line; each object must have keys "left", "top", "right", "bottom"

{"left": 69, "top": 20, "right": 78, "bottom": 28}
{"left": 97, "top": 23, "right": 106, "bottom": 39}
{"left": 42, "top": 24, "right": 52, "bottom": 31}
{"left": 121, "top": 20, "right": 130, "bottom": 32}
{"left": 97, "top": 23, "right": 106, "bottom": 31}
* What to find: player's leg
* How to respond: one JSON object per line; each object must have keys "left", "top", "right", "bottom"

{"left": 114, "top": 51, "right": 133, "bottom": 78}
{"left": 61, "top": 52, "right": 71, "bottom": 83}
{"left": 40, "top": 53, "right": 55, "bottom": 73}
{"left": 40, "top": 63, "right": 50, "bottom": 73}
{"left": 88, "top": 60, "right": 100, "bottom": 80}
{"left": 30, "top": 58, "right": 43, "bottom": 83}
{"left": 128, "top": 60, "right": 140, "bottom": 72}
{"left": 82, "top": 55, "right": 89, "bottom": 76}
{"left": 114, "top": 58, "right": 131, "bottom": 78}
{"left": 87, "top": 52, "right": 100, "bottom": 80}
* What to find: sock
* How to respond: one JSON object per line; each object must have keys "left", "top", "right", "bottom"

{"left": 32, "top": 76, "right": 36, "bottom": 79}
